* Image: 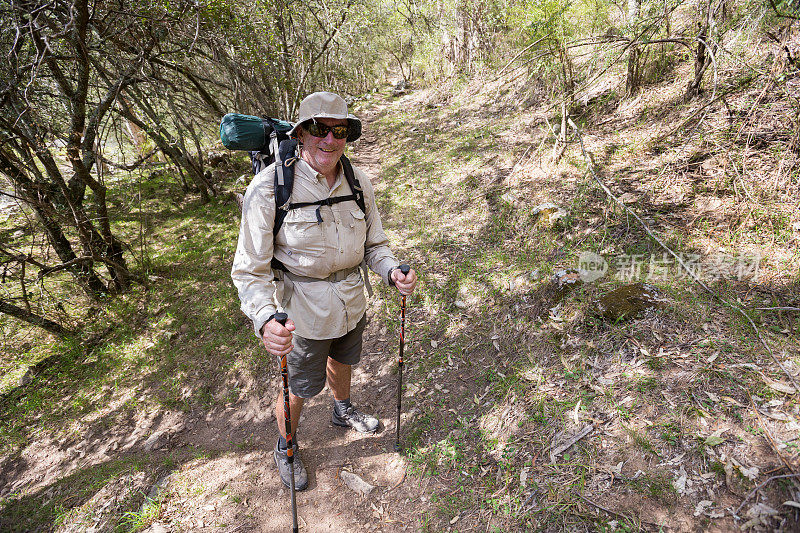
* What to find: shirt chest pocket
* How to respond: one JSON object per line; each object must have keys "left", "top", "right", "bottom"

{"left": 348, "top": 209, "right": 367, "bottom": 249}
{"left": 281, "top": 210, "right": 326, "bottom": 257}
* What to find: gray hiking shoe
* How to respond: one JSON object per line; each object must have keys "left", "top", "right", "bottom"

{"left": 274, "top": 439, "right": 309, "bottom": 491}
{"left": 332, "top": 404, "right": 380, "bottom": 433}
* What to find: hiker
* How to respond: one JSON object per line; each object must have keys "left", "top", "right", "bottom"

{"left": 231, "top": 91, "right": 417, "bottom": 491}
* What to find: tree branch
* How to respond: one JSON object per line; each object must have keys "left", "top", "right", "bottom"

{"left": 767, "top": 0, "right": 800, "bottom": 20}
{"left": 0, "top": 298, "right": 72, "bottom": 336}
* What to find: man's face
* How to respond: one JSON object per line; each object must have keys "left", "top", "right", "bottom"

{"left": 299, "top": 118, "right": 348, "bottom": 177}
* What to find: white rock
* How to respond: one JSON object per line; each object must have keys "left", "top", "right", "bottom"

{"left": 143, "top": 430, "right": 168, "bottom": 451}
{"left": 739, "top": 465, "right": 759, "bottom": 481}
{"left": 532, "top": 203, "right": 559, "bottom": 214}
{"left": 673, "top": 466, "right": 687, "bottom": 495}
{"left": 340, "top": 470, "right": 376, "bottom": 496}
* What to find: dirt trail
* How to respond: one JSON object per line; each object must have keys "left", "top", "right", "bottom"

{"left": 179, "top": 346, "right": 420, "bottom": 533}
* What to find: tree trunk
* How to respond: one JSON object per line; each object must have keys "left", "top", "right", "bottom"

{"left": 686, "top": 0, "right": 714, "bottom": 100}
{"left": 556, "top": 40, "right": 575, "bottom": 106}
{"left": 119, "top": 88, "right": 214, "bottom": 202}
{"left": 0, "top": 149, "right": 108, "bottom": 298}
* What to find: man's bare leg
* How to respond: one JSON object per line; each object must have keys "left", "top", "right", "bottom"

{"left": 327, "top": 357, "right": 378, "bottom": 433}
{"left": 327, "top": 357, "right": 352, "bottom": 401}
{"left": 275, "top": 390, "right": 304, "bottom": 440}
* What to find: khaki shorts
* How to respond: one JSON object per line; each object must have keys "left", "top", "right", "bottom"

{"left": 287, "top": 314, "right": 366, "bottom": 398}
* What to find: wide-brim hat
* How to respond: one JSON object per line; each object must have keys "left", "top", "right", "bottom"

{"left": 288, "top": 91, "right": 362, "bottom": 142}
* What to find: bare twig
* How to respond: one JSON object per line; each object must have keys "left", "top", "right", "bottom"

{"left": 37, "top": 257, "right": 95, "bottom": 279}
{"left": 734, "top": 474, "right": 800, "bottom": 517}
{"left": 99, "top": 148, "right": 159, "bottom": 171}
{"left": 495, "top": 35, "right": 551, "bottom": 79}
{"left": 756, "top": 307, "right": 800, "bottom": 312}
{"left": 748, "top": 393, "right": 798, "bottom": 477}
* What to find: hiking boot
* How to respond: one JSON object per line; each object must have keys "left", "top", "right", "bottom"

{"left": 332, "top": 404, "right": 380, "bottom": 433}
{"left": 274, "top": 439, "right": 309, "bottom": 491}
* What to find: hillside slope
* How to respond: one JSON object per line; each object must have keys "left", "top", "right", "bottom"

{"left": 1, "top": 17, "right": 800, "bottom": 533}
{"left": 352, "top": 25, "right": 800, "bottom": 531}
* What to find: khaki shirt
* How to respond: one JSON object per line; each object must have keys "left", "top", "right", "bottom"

{"left": 231, "top": 157, "right": 398, "bottom": 340}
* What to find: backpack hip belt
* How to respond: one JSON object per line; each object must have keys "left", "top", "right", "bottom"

{"left": 275, "top": 265, "right": 368, "bottom": 308}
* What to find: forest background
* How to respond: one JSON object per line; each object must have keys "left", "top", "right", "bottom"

{"left": 2, "top": 0, "right": 800, "bottom": 530}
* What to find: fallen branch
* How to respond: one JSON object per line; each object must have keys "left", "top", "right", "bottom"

{"left": 576, "top": 491, "right": 662, "bottom": 528}
{"left": 0, "top": 298, "right": 73, "bottom": 336}
{"left": 549, "top": 424, "right": 593, "bottom": 463}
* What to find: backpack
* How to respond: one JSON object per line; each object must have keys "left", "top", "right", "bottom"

{"left": 219, "top": 113, "right": 293, "bottom": 175}
{"left": 220, "top": 113, "right": 369, "bottom": 277}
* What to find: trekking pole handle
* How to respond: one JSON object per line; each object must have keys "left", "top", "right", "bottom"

{"left": 274, "top": 312, "right": 288, "bottom": 327}
{"left": 399, "top": 264, "right": 411, "bottom": 275}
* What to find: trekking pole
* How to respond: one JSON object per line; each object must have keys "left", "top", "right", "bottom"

{"left": 274, "top": 312, "right": 298, "bottom": 533}
{"left": 394, "top": 264, "right": 411, "bottom": 452}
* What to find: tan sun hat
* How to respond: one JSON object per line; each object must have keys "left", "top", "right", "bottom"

{"left": 288, "top": 91, "right": 362, "bottom": 142}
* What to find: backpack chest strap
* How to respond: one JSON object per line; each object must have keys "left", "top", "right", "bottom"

{"left": 284, "top": 194, "right": 359, "bottom": 224}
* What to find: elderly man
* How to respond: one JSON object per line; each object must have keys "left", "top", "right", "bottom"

{"left": 231, "top": 92, "right": 417, "bottom": 490}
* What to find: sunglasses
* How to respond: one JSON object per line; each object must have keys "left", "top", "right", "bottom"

{"left": 305, "top": 120, "right": 349, "bottom": 140}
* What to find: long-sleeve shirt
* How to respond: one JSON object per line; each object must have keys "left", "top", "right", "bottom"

{"left": 231, "top": 156, "right": 398, "bottom": 340}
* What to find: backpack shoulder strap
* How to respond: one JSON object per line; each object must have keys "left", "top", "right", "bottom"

{"left": 339, "top": 155, "right": 373, "bottom": 296}
{"left": 273, "top": 138, "right": 298, "bottom": 237}
{"left": 340, "top": 155, "right": 366, "bottom": 215}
